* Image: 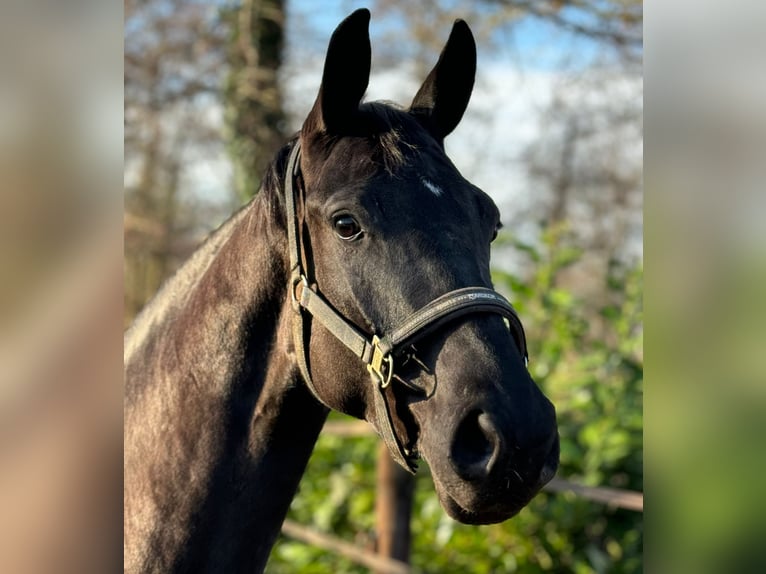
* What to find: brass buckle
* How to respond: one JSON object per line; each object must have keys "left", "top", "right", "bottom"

{"left": 367, "top": 335, "right": 394, "bottom": 388}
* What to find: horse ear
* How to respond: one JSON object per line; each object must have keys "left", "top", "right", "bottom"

{"left": 410, "top": 20, "right": 476, "bottom": 142}
{"left": 303, "top": 9, "right": 371, "bottom": 135}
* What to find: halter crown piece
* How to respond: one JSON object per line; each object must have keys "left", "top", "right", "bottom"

{"left": 284, "top": 141, "right": 529, "bottom": 472}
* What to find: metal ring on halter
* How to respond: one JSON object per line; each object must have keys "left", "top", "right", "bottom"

{"left": 291, "top": 274, "right": 309, "bottom": 313}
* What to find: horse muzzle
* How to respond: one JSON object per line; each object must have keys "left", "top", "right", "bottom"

{"left": 426, "top": 406, "right": 559, "bottom": 524}
{"left": 408, "top": 319, "right": 560, "bottom": 524}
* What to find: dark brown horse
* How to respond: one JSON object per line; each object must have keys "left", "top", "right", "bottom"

{"left": 124, "top": 9, "right": 558, "bottom": 573}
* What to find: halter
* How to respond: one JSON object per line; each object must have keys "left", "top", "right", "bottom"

{"left": 284, "top": 141, "right": 528, "bottom": 472}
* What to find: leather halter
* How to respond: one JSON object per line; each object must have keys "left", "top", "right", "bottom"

{"left": 284, "top": 141, "right": 529, "bottom": 472}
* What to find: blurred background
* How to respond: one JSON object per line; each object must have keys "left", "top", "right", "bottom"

{"left": 124, "top": 0, "right": 643, "bottom": 572}
{"left": 4, "top": 0, "right": 766, "bottom": 571}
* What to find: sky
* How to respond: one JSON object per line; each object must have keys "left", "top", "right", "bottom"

{"left": 178, "top": 0, "right": 642, "bottom": 259}
{"left": 285, "top": 0, "right": 608, "bottom": 71}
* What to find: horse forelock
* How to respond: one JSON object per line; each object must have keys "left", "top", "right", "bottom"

{"left": 303, "top": 102, "right": 428, "bottom": 180}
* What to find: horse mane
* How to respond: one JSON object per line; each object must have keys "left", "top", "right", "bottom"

{"left": 124, "top": 141, "right": 298, "bottom": 365}
{"left": 124, "top": 205, "right": 248, "bottom": 364}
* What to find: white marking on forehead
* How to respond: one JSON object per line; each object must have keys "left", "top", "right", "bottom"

{"left": 421, "top": 177, "right": 444, "bottom": 198}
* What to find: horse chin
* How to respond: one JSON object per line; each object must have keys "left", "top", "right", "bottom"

{"left": 423, "top": 464, "right": 529, "bottom": 525}
{"left": 430, "top": 475, "right": 535, "bottom": 525}
{"left": 441, "top": 494, "right": 522, "bottom": 525}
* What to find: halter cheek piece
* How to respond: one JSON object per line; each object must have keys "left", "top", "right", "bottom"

{"left": 284, "top": 142, "right": 528, "bottom": 473}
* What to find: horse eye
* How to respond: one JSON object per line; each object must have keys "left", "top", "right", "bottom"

{"left": 333, "top": 215, "right": 362, "bottom": 240}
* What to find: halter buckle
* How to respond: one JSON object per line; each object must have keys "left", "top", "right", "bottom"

{"left": 367, "top": 335, "right": 394, "bottom": 388}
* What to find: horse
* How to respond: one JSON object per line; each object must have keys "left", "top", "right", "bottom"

{"left": 124, "top": 9, "right": 559, "bottom": 573}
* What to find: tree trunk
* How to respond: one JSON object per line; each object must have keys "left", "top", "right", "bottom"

{"left": 375, "top": 442, "right": 414, "bottom": 572}
{"left": 224, "top": 0, "right": 287, "bottom": 202}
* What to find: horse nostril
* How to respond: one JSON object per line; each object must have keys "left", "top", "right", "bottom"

{"left": 450, "top": 410, "right": 503, "bottom": 481}
{"left": 535, "top": 432, "right": 560, "bottom": 488}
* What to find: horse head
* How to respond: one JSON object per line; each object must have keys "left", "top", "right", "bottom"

{"left": 288, "top": 9, "right": 558, "bottom": 524}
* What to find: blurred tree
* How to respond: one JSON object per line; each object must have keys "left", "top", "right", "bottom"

{"left": 519, "top": 68, "right": 642, "bottom": 341}
{"left": 374, "top": 444, "right": 414, "bottom": 570}
{"left": 124, "top": 0, "right": 228, "bottom": 322}
{"left": 482, "top": 0, "right": 642, "bottom": 58}
{"left": 370, "top": 0, "right": 641, "bottom": 68}
{"left": 222, "top": 0, "right": 288, "bottom": 201}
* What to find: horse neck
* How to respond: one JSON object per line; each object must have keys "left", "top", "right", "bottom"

{"left": 124, "top": 194, "right": 328, "bottom": 573}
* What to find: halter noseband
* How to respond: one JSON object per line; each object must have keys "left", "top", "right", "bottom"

{"left": 284, "top": 141, "right": 528, "bottom": 472}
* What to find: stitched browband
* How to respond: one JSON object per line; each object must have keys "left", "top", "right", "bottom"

{"left": 284, "top": 141, "right": 528, "bottom": 472}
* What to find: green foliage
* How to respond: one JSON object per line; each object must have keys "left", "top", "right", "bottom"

{"left": 266, "top": 227, "right": 643, "bottom": 573}
{"left": 266, "top": 424, "right": 379, "bottom": 574}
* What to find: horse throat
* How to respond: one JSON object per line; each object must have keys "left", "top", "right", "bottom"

{"left": 124, "top": 196, "right": 328, "bottom": 573}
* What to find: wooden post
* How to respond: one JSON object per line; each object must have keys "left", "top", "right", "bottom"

{"left": 375, "top": 442, "right": 415, "bottom": 571}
